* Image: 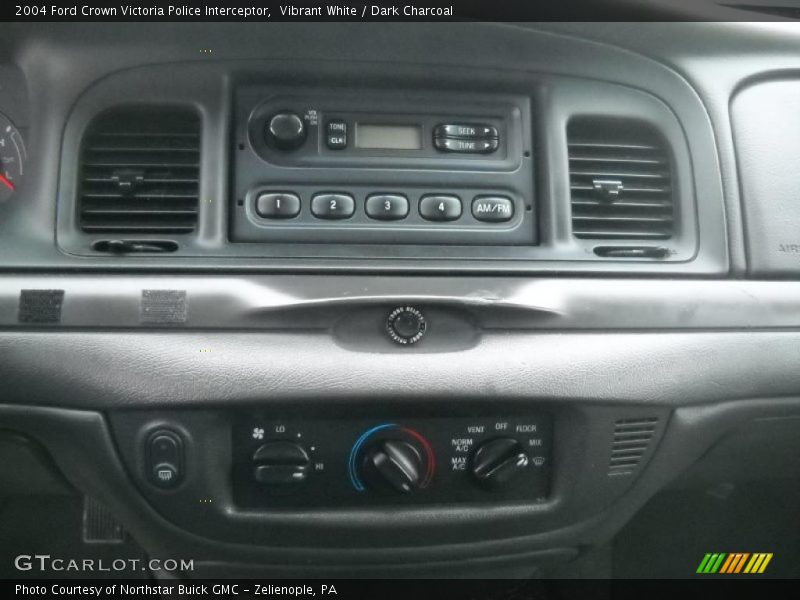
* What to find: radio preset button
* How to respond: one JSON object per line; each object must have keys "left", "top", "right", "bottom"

{"left": 326, "top": 119, "right": 348, "bottom": 150}
{"left": 434, "top": 124, "right": 498, "bottom": 139}
{"left": 434, "top": 137, "right": 499, "bottom": 154}
{"left": 311, "top": 193, "right": 356, "bottom": 219}
{"left": 419, "top": 195, "right": 462, "bottom": 221}
{"left": 472, "top": 196, "right": 514, "bottom": 222}
{"left": 255, "top": 192, "right": 301, "bottom": 219}
{"left": 365, "top": 194, "right": 409, "bottom": 220}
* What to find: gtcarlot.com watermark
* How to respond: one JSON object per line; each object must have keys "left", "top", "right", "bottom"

{"left": 14, "top": 554, "right": 194, "bottom": 574}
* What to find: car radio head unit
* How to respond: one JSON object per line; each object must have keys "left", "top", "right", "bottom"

{"left": 230, "top": 87, "right": 536, "bottom": 246}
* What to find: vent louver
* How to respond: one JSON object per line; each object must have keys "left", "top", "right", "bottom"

{"left": 78, "top": 106, "right": 200, "bottom": 234}
{"left": 569, "top": 119, "right": 674, "bottom": 240}
{"left": 608, "top": 417, "right": 658, "bottom": 477}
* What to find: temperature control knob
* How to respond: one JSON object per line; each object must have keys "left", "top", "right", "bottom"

{"left": 471, "top": 438, "right": 529, "bottom": 489}
{"left": 361, "top": 440, "right": 423, "bottom": 494}
{"left": 349, "top": 424, "right": 436, "bottom": 494}
{"left": 266, "top": 112, "right": 307, "bottom": 150}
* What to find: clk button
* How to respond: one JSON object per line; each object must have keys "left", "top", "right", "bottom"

{"left": 472, "top": 196, "right": 514, "bottom": 223}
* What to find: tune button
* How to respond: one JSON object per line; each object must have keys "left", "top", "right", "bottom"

{"left": 434, "top": 138, "right": 498, "bottom": 154}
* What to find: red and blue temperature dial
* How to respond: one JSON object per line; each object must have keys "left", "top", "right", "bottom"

{"left": 348, "top": 423, "right": 436, "bottom": 494}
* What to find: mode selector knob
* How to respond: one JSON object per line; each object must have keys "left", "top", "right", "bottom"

{"left": 266, "top": 112, "right": 307, "bottom": 150}
{"left": 471, "top": 438, "right": 529, "bottom": 489}
{"left": 361, "top": 440, "right": 423, "bottom": 494}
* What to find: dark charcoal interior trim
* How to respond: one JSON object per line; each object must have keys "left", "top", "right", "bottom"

{"left": 4, "top": 330, "right": 800, "bottom": 409}
{"left": 2, "top": 397, "right": 798, "bottom": 576}
{"left": 2, "top": 276, "right": 800, "bottom": 331}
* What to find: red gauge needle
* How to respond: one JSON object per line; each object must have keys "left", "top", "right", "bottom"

{"left": 0, "top": 174, "right": 14, "bottom": 191}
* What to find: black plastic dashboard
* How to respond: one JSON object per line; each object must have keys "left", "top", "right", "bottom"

{"left": 2, "top": 22, "right": 800, "bottom": 579}
{"left": 1, "top": 22, "right": 733, "bottom": 274}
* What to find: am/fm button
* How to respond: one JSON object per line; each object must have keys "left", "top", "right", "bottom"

{"left": 472, "top": 196, "right": 514, "bottom": 222}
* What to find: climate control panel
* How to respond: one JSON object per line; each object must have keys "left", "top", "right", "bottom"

{"left": 232, "top": 415, "right": 551, "bottom": 508}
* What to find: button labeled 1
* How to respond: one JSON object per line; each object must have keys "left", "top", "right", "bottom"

{"left": 255, "top": 192, "right": 301, "bottom": 219}
{"left": 366, "top": 194, "right": 409, "bottom": 220}
{"left": 419, "top": 195, "right": 462, "bottom": 221}
{"left": 311, "top": 193, "right": 355, "bottom": 219}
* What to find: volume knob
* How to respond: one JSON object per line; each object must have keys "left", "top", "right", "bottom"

{"left": 266, "top": 112, "right": 307, "bottom": 151}
{"left": 471, "top": 438, "right": 529, "bottom": 489}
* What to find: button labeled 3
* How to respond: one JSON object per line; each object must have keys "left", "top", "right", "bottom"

{"left": 366, "top": 194, "right": 409, "bottom": 220}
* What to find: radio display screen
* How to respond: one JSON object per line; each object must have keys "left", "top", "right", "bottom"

{"left": 355, "top": 123, "right": 423, "bottom": 150}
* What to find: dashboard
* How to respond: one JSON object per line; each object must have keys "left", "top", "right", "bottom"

{"left": 1, "top": 21, "right": 800, "bottom": 580}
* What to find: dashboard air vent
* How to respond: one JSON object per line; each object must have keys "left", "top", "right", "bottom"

{"left": 78, "top": 106, "right": 200, "bottom": 234}
{"left": 608, "top": 417, "right": 658, "bottom": 477}
{"left": 568, "top": 119, "right": 674, "bottom": 240}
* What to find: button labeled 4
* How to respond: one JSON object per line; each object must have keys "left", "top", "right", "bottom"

{"left": 419, "top": 195, "right": 462, "bottom": 221}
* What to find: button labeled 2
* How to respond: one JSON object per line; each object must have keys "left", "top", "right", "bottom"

{"left": 311, "top": 193, "right": 355, "bottom": 219}
{"left": 366, "top": 194, "right": 409, "bottom": 220}
{"left": 419, "top": 195, "right": 462, "bottom": 221}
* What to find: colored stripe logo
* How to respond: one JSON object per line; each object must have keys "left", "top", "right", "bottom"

{"left": 696, "top": 553, "right": 773, "bottom": 574}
